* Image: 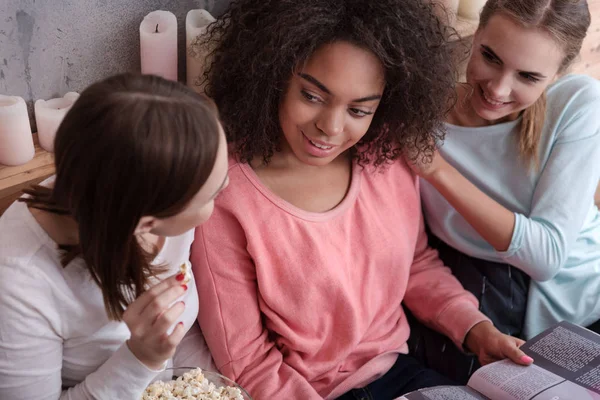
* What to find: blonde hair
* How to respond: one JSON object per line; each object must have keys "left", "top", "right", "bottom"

{"left": 478, "top": 0, "right": 590, "bottom": 168}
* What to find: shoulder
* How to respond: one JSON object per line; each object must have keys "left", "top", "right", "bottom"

{"left": 217, "top": 156, "right": 274, "bottom": 212}
{"left": 0, "top": 201, "right": 50, "bottom": 262}
{"left": 547, "top": 74, "right": 600, "bottom": 114}
{"left": 0, "top": 203, "right": 66, "bottom": 311}
{"left": 359, "top": 159, "right": 420, "bottom": 205}
{"left": 224, "top": 156, "right": 254, "bottom": 191}
{"left": 0, "top": 257, "right": 59, "bottom": 328}
{"left": 546, "top": 74, "right": 600, "bottom": 141}
{"left": 362, "top": 158, "right": 417, "bottom": 186}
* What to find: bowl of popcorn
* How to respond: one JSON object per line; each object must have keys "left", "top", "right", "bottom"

{"left": 142, "top": 368, "right": 252, "bottom": 400}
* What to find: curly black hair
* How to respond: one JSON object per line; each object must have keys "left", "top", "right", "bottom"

{"left": 202, "top": 0, "right": 458, "bottom": 166}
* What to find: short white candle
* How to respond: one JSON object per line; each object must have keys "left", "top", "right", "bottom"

{"left": 457, "top": 0, "right": 487, "bottom": 20}
{"left": 34, "top": 92, "right": 80, "bottom": 152}
{"left": 140, "top": 10, "right": 178, "bottom": 81}
{"left": 0, "top": 95, "right": 34, "bottom": 166}
{"left": 186, "top": 9, "right": 216, "bottom": 93}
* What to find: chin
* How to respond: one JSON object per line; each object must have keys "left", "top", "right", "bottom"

{"left": 291, "top": 148, "right": 339, "bottom": 167}
{"left": 472, "top": 100, "right": 520, "bottom": 123}
{"left": 479, "top": 108, "right": 521, "bottom": 124}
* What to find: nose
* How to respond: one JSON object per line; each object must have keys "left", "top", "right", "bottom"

{"left": 486, "top": 74, "right": 512, "bottom": 100}
{"left": 315, "top": 107, "right": 344, "bottom": 137}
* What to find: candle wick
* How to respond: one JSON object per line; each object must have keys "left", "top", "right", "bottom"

{"left": 155, "top": 24, "right": 159, "bottom": 33}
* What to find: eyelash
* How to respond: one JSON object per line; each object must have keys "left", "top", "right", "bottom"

{"left": 349, "top": 108, "right": 371, "bottom": 117}
{"left": 301, "top": 90, "right": 321, "bottom": 103}
{"left": 300, "top": 90, "right": 373, "bottom": 117}
{"left": 520, "top": 73, "right": 539, "bottom": 83}
{"left": 481, "top": 50, "right": 500, "bottom": 64}
{"left": 481, "top": 50, "right": 540, "bottom": 83}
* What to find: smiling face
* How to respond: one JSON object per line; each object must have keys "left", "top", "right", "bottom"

{"left": 465, "top": 13, "right": 565, "bottom": 125}
{"left": 278, "top": 41, "right": 385, "bottom": 167}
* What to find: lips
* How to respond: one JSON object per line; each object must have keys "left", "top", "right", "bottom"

{"left": 303, "top": 132, "right": 338, "bottom": 148}
{"left": 306, "top": 135, "right": 336, "bottom": 148}
{"left": 301, "top": 131, "right": 339, "bottom": 158}
{"left": 478, "top": 85, "right": 513, "bottom": 110}
{"left": 309, "top": 140, "right": 332, "bottom": 150}
{"left": 482, "top": 89, "right": 508, "bottom": 105}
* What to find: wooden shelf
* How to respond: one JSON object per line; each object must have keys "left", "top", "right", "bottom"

{"left": 0, "top": 133, "right": 55, "bottom": 215}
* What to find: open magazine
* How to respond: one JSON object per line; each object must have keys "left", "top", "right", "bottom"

{"left": 399, "top": 321, "right": 600, "bottom": 400}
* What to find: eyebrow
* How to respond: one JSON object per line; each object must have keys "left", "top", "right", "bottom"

{"left": 298, "top": 73, "right": 382, "bottom": 102}
{"left": 209, "top": 174, "right": 228, "bottom": 201}
{"left": 480, "top": 45, "right": 547, "bottom": 78}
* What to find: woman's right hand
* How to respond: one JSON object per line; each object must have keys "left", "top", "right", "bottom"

{"left": 123, "top": 272, "right": 188, "bottom": 370}
{"left": 404, "top": 148, "right": 449, "bottom": 181}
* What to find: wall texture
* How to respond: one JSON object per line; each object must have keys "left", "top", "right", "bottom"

{"left": 0, "top": 0, "right": 230, "bottom": 129}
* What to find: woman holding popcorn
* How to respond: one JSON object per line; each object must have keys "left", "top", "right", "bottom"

{"left": 0, "top": 73, "right": 227, "bottom": 399}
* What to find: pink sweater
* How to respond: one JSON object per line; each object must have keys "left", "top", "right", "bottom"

{"left": 191, "top": 158, "right": 488, "bottom": 399}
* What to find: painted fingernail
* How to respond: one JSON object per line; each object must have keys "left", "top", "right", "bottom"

{"left": 180, "top": 301, "right": 185, "bottom": 307}
{"left": 521, "top": 355, "right": 534, "bottom": 363}
{"left": 181, "top": 284, "right": 188, "bottom": 291}
{"left": 178, "top": 321, "right": 184, "bottom": 327}
{"left": 176, "top": 273, "right": 185, "bottom": 281}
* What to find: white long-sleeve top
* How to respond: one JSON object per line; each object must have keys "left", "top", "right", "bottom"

{"left": 0, "top": 200, "right": 212, "bottom": 400}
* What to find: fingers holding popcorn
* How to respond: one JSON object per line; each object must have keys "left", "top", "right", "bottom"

{"left": 178, "top": 261, "right": 192, "bottom": 284}
{"left": 123, "top": 272, "right": 189, "bottom": 370}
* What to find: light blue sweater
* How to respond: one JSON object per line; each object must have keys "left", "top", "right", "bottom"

{"left": 421, "top": 74, "right": 600, "bottom": 339}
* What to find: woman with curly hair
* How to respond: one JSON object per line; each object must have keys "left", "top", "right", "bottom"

{"left": 190, "top": 0, "right": 531, "bottom": 398}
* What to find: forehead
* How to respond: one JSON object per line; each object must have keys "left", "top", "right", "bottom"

{"left": 477, "top": 13, "right": 564, "bottom": 73}
{"left": 300, "top": 41, "right": 385, "bottom": 95}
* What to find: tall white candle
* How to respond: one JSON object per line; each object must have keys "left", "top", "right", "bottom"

{"left": 140, "top": 10, "right": 178, "bottom": 81}
{"left": 34, "top": 92, "right": 80, "bottom": 152}
{"left": 0, "top": 95, "right": 34, "bottom": 166}
{"left": 186, "top": 9, "right": 216, "bottom": 93}
{"left": 457, "top": 0, "right": 487, "bottom": 20}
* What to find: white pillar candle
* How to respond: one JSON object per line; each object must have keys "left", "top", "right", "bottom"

{"left": 0, "top": 95, "right": 34, "bottom": 166}
{"left": 186, "top": 9, "right": 216, "bottom": 93}
{"left": 140, "top": 10, "right": 178, "bottom": 81}
{"left": 457, "top": 0, "right": 487, "bottom": 20}
{"left": 34, "top": 92, "right": 80, "bottom": 152}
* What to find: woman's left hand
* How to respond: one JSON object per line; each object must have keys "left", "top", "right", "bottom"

{"left": 464, "top": 321, "right": 534, "bottom": 366}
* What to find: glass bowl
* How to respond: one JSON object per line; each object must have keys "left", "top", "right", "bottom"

{"left": 161, "top": 367, "right": 253, "bottom": 400}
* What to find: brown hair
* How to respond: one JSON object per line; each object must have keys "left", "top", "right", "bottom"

{"left": 201, "top": 0, "right": 458, "bottom": 167}
{"left": 21, "top": 73, "right": 221, "bottom": 320}
{"left": 478, "top": 0, "right": 590, "bottom": 168}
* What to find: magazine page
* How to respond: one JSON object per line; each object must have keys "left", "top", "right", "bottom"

{"left": 467, "top": 358, "right": 597, "bottom": 400}
{"left": 520, "top": 321, "right": 600, "bottom": 396}
{"left": 466, "top": 321, "right": 600, "bottom": 400}
{"left": 400, "top": 322, "right": 600, "bottom": 400}
{"left": 399, "top": 385, "right": 489, "bottom": 400}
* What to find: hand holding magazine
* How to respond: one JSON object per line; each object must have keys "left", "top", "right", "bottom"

{"left": 399, "top": 321, "right": 600, "bottom": 400}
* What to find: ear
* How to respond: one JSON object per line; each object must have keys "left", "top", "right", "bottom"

{"left": 134, "top": 216, "right": 157, "bottom": 235}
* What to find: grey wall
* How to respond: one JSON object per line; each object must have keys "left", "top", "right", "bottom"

{"left": 0, "top": 0, "right": 231, "bottom": 130}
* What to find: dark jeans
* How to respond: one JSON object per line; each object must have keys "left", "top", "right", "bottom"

{"left": 407, "top": 233, "right": 530, "bottom": 385}
{"left": 336, "top": 353, "right": 456, "bottom": 400}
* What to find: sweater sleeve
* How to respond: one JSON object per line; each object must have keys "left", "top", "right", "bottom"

{"left": 0, "top": 265, "right": 163, "bottom": 400}
{"left": 497, "top": 100, "right": 600, "bottom": 281}
{"left": 191, "top": 207, "right": 322, "bottom": 400}
{"left": 403, "top": 203, "right": 490, "bottom": 350}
